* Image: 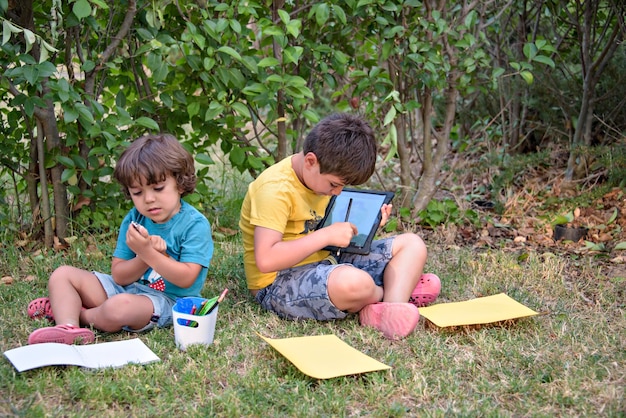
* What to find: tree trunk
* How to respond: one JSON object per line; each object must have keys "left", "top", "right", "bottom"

{"left": 272, "top": 0, "right": 287, "bottom": 161}
{"left": 394, "top": 114, "right": 412, "bottom": 208}
{"left": 412, "top": 69, "right": 457, "bottom": 213}
{"left": 34, "top": 86, "right": 69, "bottom": 244}
{"left": 565, "top": 0, "right": 624, "bottom": 180}
{"left": 35, "top": 120, "right": 54, "bottom": 247}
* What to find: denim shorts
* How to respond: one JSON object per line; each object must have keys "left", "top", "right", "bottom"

{"left": 254, "top": 238, "right": 394, "bottom": 321}
{"left": 93, "top": 271, "right": 176, "bottom": 332}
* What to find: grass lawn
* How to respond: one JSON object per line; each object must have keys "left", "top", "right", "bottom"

{"left": 1, "top": 227, "right": 624, "bottom": 417}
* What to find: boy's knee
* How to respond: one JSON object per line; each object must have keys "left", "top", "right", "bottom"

{"left": 97, "top": 295, "right": 133, "bottom": 321}
{"left": 48, "top": 265, "right": 75, "bottom": 286}
{"left": 331, "top": 267, "right": 377, "bottom": 296}
{"left": 394, "top": 233, "right": 427, "bottom": 257}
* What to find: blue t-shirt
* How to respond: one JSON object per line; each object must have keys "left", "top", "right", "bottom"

{"left": 113, "top": 200, "right": 214, "bottom": 299}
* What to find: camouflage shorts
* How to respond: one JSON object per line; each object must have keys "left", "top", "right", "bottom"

{"left": 254, "top": 238, "right": 394, "bottom": 321}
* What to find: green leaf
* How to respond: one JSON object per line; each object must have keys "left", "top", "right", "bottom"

{"left": 584, "top": 241, "right": 605, "bottom": 252}
{"left": 82, "top": 60, "right": 96, "bottom": 72}
{"left": 286, "top": 20, "right": 301, "bottom": 38}
{"left": 231, "top": 102, "right": 249, "bottom": 117}
{"left": 258, "top": 57, "right": 280, "bottom": 67}
{"left": 608, "top": 208, "right": 618, "bottom": 224}
{"left": 229, "top": 145, "right": 245, "bottom": 166}
{"left": 333, "top": 5, "right": 347, "bottom": 24}
{"left": 383, "top": 106, "right": 396, "bottom": 126}
{"left": 3, "top": 20, "right": 21, "bottom": 45}
{"left": 242, "top": 83, "right": 267, "bottom": 95}
{"left": 41, "top": 39, "right": 58, "bottom": 53}
{"left": 614, "top": 242, "right": 626, "bottom": 250}
{"left": 187, "top": 101, "right": 200, "bottom": 118}
{"left": 73, "top": 0, "right": 92, "bottom": 19}
{"left": 39, "top": 46, "right": 49, "bottom": 63}
{"left": 64, "top": 107, "right": 79, "bottom": 123}
{"left": 3, "top": 19, "right": 21, "bottom": 34}
{"left": 205, "top": 102, "right": 224, "bottom": 121}
{"left": 57, "top": 155, "right": 76, "bottom": 168}
{"left": 23, "top": 29, "right": 36, "bottom": 53}
{"left": 76, "top": 104, "right": 95, "bottom": 124}
{"left": 266, "top": 74, "right": 283, "bottom": 83}
{"left": 82, "top": 169, "right": 94, "bottom": 185}
{"left": 135, "top": 116, "right": 159, "bottom": 131}
{"left": 553, "top": 216, "right": 568, "bottom": 225}
{"left": 492, "top": 67, "right": 505, "bottom": 78}
{"left": 248, "top": 155, "right": 265, "bottom": 170}
{"left": 195, "top": 153, "right": 214, "bottom": 166}
{"left": 217, "top": 46, "right": 242, "bottom": 61}
{"left": 160, "top": 92, "right": 173, "bottom": 108}
{"left": 61, "top": 168, "right": 77, "bottom": 184}
{"left": 464, "top": 10, "right": 477, "bottom": 27}
{"left": 315, "top": 3, "right": 329, "bottom": 26}
{"left": 532, "top": 55, "right": 555, "bottom": 68}
{"left": 229, "top": 19, "right": 242, "bottom": 34}
{"left": 277, "top": 9, "right": 290, "bottom": 24}
{"left": 523, "top": 43, "right": 537, "bottom": 60}
{"left": 382, "top": 124, "right": 397, "bottom": 162}
{"left": 283, "top": 47, "right": 303, "bottom": 64}
{"left": 520, "top": 70, "right": 534, "bottom": 85}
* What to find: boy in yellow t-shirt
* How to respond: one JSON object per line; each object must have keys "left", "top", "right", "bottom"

{"left": 239, "top": 113, "right": 440, "bottom": 340}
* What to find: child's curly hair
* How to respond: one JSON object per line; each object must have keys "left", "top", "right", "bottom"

{"left": 114, "top": 133, "right": 197, "bottom": 198}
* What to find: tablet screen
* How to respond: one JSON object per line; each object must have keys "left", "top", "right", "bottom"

{"left": 317, "top": 189, "right": 394, "bottom": 253}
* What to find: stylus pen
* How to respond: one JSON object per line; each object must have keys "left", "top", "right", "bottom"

{"left": 344, "top": 198, "right": 353, "bottom": 222}
{"left": 336, "top": 198, "right": 354, "bottom": 258}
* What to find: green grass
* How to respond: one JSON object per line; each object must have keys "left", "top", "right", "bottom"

{"left": 1, "top": 227, "right": 624, "bottom": 417}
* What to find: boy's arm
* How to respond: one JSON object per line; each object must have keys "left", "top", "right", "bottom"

{"left": 254, "top": 222, "right": 357, "bottom": 273}
{"left": 111, "top": 225, "right": 202, "bottom": 288}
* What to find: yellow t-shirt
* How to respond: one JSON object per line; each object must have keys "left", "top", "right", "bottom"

{"left": 239, "top": 155, "right": 331, "bottom": 290}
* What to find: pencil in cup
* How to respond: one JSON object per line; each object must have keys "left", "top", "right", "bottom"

{"left": 188, "top": 296, "right": 218, "bottom": 327}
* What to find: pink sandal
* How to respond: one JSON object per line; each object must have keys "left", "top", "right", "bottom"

{"left": 409, "top": 273, "right": 441, "bottom": 307}
{"left": 28, "top": 324, "right": 94, "bottom": 345}
{"left": 27, "top": 297, "right": 54, "bottom": 321}
{"left": 360, "top": 302, "right": 420, "bottom": 340}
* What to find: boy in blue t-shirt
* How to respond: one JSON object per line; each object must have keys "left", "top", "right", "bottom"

{"left": 27, "top": 134, "right": 214, "bottom": 345}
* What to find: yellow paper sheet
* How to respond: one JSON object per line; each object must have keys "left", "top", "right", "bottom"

{"left": 418, "top": 293, "right": 539, "bottom": 327}
{"left": 259, "top": 334, "right": 391, "bottom": 379}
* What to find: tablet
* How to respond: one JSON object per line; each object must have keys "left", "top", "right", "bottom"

{"left": 316, "top": 188, "right": 395, "bottom": 255}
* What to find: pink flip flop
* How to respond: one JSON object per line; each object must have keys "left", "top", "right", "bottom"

{"left": 409, "top": 273, "right": 441, "bottom": 307}
{"left": 28, "top": 324, "right": 94, "bottom": 345}
{"left": 359, "top": 302, "right": 420, "bottom": 340}
{"left": 27, "top": 297, "right": 54, "bottom": 321}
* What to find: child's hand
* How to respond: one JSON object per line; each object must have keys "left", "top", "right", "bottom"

{"left": 327, "top": 222, "right": 358, "bottom": 248}
{"left": 380, "top": 203, "right": 392, "bottom": 227}
{"left": 127, "top": 222, "right": 167, "bottom": 255}
{"left": 149, "top": 235, "right": 168, "bottom": 254}
{"left": 130, "top": 221, "right": 148, "bottom": 237}
{"left": 126, "top": 222, "right": 151, "bottom": 254}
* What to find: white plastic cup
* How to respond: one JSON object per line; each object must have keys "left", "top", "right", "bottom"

{"left": 172, "top": 297, "right": 219, "bottom": 351}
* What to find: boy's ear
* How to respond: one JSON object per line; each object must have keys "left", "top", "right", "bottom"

{"left": 303, "top": 152, "right": 319, "bottom": 168}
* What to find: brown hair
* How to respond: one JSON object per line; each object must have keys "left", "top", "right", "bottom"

{"left": 303, "top": 113, "right": 377, "bottom": 185}
{"left": 114, "top": 133, "right": 197, "bottom": 198}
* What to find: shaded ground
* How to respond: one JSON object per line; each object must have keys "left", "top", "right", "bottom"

{"left": 408, "top": 148, "right": 626, "bottom": 302}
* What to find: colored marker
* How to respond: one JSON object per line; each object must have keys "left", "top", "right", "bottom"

{"left": 188, "top": 304, "right": 197, "bottom": 327}
{"left": 206, "top": 288, "right": 229, "bottom": 315}
{"left": 196, "top": 296, "right": 218, "bottom": 316}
